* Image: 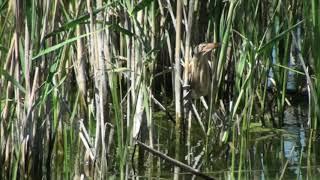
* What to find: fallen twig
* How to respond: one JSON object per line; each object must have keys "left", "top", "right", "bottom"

{"left": 136, "top": 140, "right": 215, "bottom": 180}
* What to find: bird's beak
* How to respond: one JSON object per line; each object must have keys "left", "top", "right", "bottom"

{"left": 202, "top": 43, "right": 220, "bottom": 55}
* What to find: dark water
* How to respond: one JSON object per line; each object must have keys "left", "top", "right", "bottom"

{"left": 214, "top": 102, "right": 319, "bottom": 179}
{"left": 142, "top": 99, "right": 320, "bottom": 180}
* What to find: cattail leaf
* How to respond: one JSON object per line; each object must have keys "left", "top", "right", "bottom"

{"left": 0, "top": 70, "right": 26, "bottom": 93}
{"left": 257, "top": 20, "right": 303, "bottom": 54}
{"left": 109, "top": 24, "right": 134, "bottom": 37}
{"left": 131, "top": 0, "right": 154, "bottom": 15}
{"left": 107, "top": 67, "right": 130, "bottom": 73}
{"left": 32, "top": 31, "right": 92, "bottom": 60}
{"left": 44, "top": 6, "right": 105, "bottom": 39}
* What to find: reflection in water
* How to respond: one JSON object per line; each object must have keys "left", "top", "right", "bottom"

{"left": 283, "top": 105, "right": 306, "bottom": 179}
{"left": 159, "top": 101, "right": 314, "bottom": 179}
{"left": 253, "top": 105, "right": 308, "bottom": 180}
{"left": 283, "top": 126, "right": 305, "bottom": 179}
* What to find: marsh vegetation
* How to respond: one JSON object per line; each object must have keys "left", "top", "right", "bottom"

{"left": 0, "top": 0, "right": 320, "bottom": 179}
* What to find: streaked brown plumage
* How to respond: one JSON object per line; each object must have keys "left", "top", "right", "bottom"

{"left": 188, "top": 43, "right": 219, "bottom": 98}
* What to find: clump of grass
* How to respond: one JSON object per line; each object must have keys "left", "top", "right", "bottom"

{"left": 0, "top": 0, "right": 319, "bottom": 179}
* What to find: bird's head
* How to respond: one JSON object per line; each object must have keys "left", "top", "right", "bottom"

{"left": 192, "top": 43, "right": 220, "bottom": 65}
{"left": 194, "top": 42, "right": 220, "bottom": 56}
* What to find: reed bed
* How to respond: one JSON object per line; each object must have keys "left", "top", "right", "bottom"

{"left": 0, "top": 0, "right": 319, "bottom": 179}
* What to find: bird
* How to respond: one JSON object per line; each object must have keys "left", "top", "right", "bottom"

{"left": 188, "top": 42, "right": 220, "bottom": 99}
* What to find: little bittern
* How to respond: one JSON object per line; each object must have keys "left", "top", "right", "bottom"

{"left": 188, "top": 43, "right": 219, "bottom": 98}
